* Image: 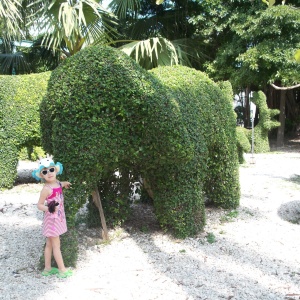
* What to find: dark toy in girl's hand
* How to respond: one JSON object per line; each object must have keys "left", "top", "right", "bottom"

{"left": 48, "top": 200, "right": 59, "bottom": 213}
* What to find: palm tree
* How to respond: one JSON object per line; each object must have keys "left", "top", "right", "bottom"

{"left": 0, "top": 0, "right": 43, "bottom": 74}
{"left": 108, "top": 0, "right": 205, "bottom": 70}
{"left": 33, "top": 0, "right": 118, "bottom": 56}
{"left": 0, "top": 0, "right": 22, "bottom": 37}
{"left": 31, "top": 0, "right": 203, "bottom": 69}
{"left": 0, "top": 0, "right": 203, "bottom": 73}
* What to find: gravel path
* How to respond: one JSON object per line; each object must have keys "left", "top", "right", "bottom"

{"left": 1, "top": 151, "right": 300, "bottom": 300}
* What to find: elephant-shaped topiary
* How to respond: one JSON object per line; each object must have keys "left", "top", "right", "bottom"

{"left": 0, "top": 72, "right": 50, "bottom": 189}
{"left": 40, "top": 45, "right": 240, "bottom": 238}
{"left": 244, "top": 91, "right": 280, "bottom": 153}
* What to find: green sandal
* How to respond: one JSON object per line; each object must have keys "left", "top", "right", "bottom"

{"left": 41, "top": 267, "right": 59, "bottom": 276}
{"left": 56, "top": 269, "right": 73, "bottom": 278}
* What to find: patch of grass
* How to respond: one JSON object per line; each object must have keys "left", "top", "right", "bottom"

{"left": 100, "top": 239, "right": 111, "bottom": 246}
{"left": 244, "top": 209, "right": 254, "bottom": 216}
{"left": 206, "top": 232, "right": 216, "bottom": 244}
{"left": 140, "top": 225, "right": 149, "bottom": 233}
{"left": 113, "top": 228, "right": 124, "bottom": 238}
{"left": 179, "top": 249, "right": 186, "bottom": 253}
{"left": 220, "top": 210, "right": 239, "bottom": 223}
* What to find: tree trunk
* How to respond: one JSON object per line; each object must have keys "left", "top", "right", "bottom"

{"left": 276, "top": 90, "right": 286, "bottom": 148}
{"left": 142, "top": 178, "right": 154, "bottom": 200}
{"left": 92, "top": 188, "right": 109, "bottom": 241}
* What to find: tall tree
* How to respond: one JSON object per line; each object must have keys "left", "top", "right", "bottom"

{"left": 109, "top": 0, "right": 206, "bottom": 69}
{"left": 0, "top": 0, "right": 45, "bottom": 74}
{"left": 190, "top": 0, "right": 300, "bottom": 144}
{"left": 32, "top": 0, "right": 118, "bottom": 56}
{"left": 0, "top": 0, "right": 22, "bottom": 37}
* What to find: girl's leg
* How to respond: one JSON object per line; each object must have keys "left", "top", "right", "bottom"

{"left": 44, "top": 238, "right": 53, "bottom": 270}
{"left": 50, "top": 236, "right": 66, "bottom": 272}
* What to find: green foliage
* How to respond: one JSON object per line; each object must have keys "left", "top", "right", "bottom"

{"left": 235, "top": 91, "right": 280, "bottom": 157}
{"left": 205, "top": 4, "right": 300, "bottom": 91}
{"left": 236, "top": 126, "right": 251, "bottom": 163}
{"left": 0, "top": 141, "right": 18, "bottom": 189}
{"left": 220, "top": 209, "right": 239, "bottom": 223}
{"left": 59, "top": 228, "right": 78, "bottom": 267}
{"left": 150, "top": 67, "right": 240, "bottom": 236}
{"left": 36, "top": 0, "right": 118, "bottom": 56}
{"left": 206, "top": 232, "right": 216, "bottom": 244}
{"left": 40, "top": 45, "right": 193, "bottom": 231}
{"left": 40, "top": 46, "right": 239, "bottom": 238}
{"left": 98, "top": 170, "right": 132, "bottom": 227}
{"left": 262, "top": 0, "right": 276, "bottom": 7}
{"left": 139, "top": 186, "right": 153, "bottom": 204}
{"left": 119, "top": 37, "right": 189, "bottom": 70}
{"left": 86, "top": 197, "right": 101, "bottom": 228}
{"left": 0, "top": 72, "right": 50, "bottom": 189}
{"left": 19, "top": 146, "right": 46, "bottom": 161}
{"left": 206, "top": 80, "right": 241, "bottom": 209}
{"left": 295, "top": 49, "right": 300, "bottom": 63}
{"left": 86, "top": 173, "right": 132, "bottom": 228}
{"left": 244, "top": 91, "right": 280, "bottom": 153}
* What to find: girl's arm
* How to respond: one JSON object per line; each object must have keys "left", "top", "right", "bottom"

{"left": 61, "top": 181, "right": 71, "bottom": 189}
{"left": 37, "top": 187, "right": 51, "bottom": 212}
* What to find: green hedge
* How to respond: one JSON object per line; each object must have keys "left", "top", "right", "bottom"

{"left": 244, "top": 91, "right": 280, "bottom": 153}
{"left": 234, "top": 91, "right": 280, "bottom": 161}
{"left": 151, "top": 68, "right": 240, "bottom": 217}
{"left": 0, "top": 72, "right": 51, "bottom": 189}
{"left": 40, "top": 45, "right": 192, "bottom": 232}
{"left": 236, "top": 127, "right": 251, "bottom": 163}
{"left": 40, "top": 46, "right": 240, "bottom": 237}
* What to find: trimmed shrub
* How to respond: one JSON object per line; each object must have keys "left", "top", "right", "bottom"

{"left": 40, "top": 45, "right": 240, "bottom": 237}
{"left": 0, "top": 72, "right": 50, "bottom": 189}
{"left": 236, "top": 127, "right": 251, "bottom": 163}
{"left": 19, "top": 146, "right": 46, "bottom": 161}
{"left": 151, "top": 67, "right": 240, "bottom": 216}
{"left": 244, "top": 91, "right": 280, "bottom": 153}
{"left": 41, "top": 46, "right": 192, "bottom": 235}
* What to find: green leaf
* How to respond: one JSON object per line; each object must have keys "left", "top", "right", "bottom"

{"left": 269, "top": 0, "right": 275, "bottom": 7}
{"left": 295, "top": 49, "right": 300, "bottom": 63}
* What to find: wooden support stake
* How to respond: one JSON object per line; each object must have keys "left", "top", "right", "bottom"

{"left": 92, "top": 187, "right": 109, "bottom": 241}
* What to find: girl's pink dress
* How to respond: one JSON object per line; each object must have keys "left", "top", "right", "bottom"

{"left": 42, "top": 182, "right": 67, "bottom": 237}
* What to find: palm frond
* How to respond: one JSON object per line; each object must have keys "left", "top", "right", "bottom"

{"left": 0, "top": 0, "right": 22, "bottom": 36}
{"left": 119, "top": 37, "right": 186, "bottom": 70}
{"left": 108, "top": 0, "right": 140, "bottom": 19}
{"left": 0, "top": 52, "right": 30, "bottom": 74}
{"left": 35, "top": 0, "right": 118, "bottom": 54}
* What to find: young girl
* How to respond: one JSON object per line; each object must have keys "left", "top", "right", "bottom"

{"left": 32, "top": 155, "right": 73, "bottom": 278}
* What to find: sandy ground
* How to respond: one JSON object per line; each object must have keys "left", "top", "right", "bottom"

{"left": 1, "top": 145, "right": 300, "bottom": 300}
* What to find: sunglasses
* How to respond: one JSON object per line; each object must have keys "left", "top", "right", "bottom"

{"left": 41, "top": 167, "right": 56, "bottom": 175}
